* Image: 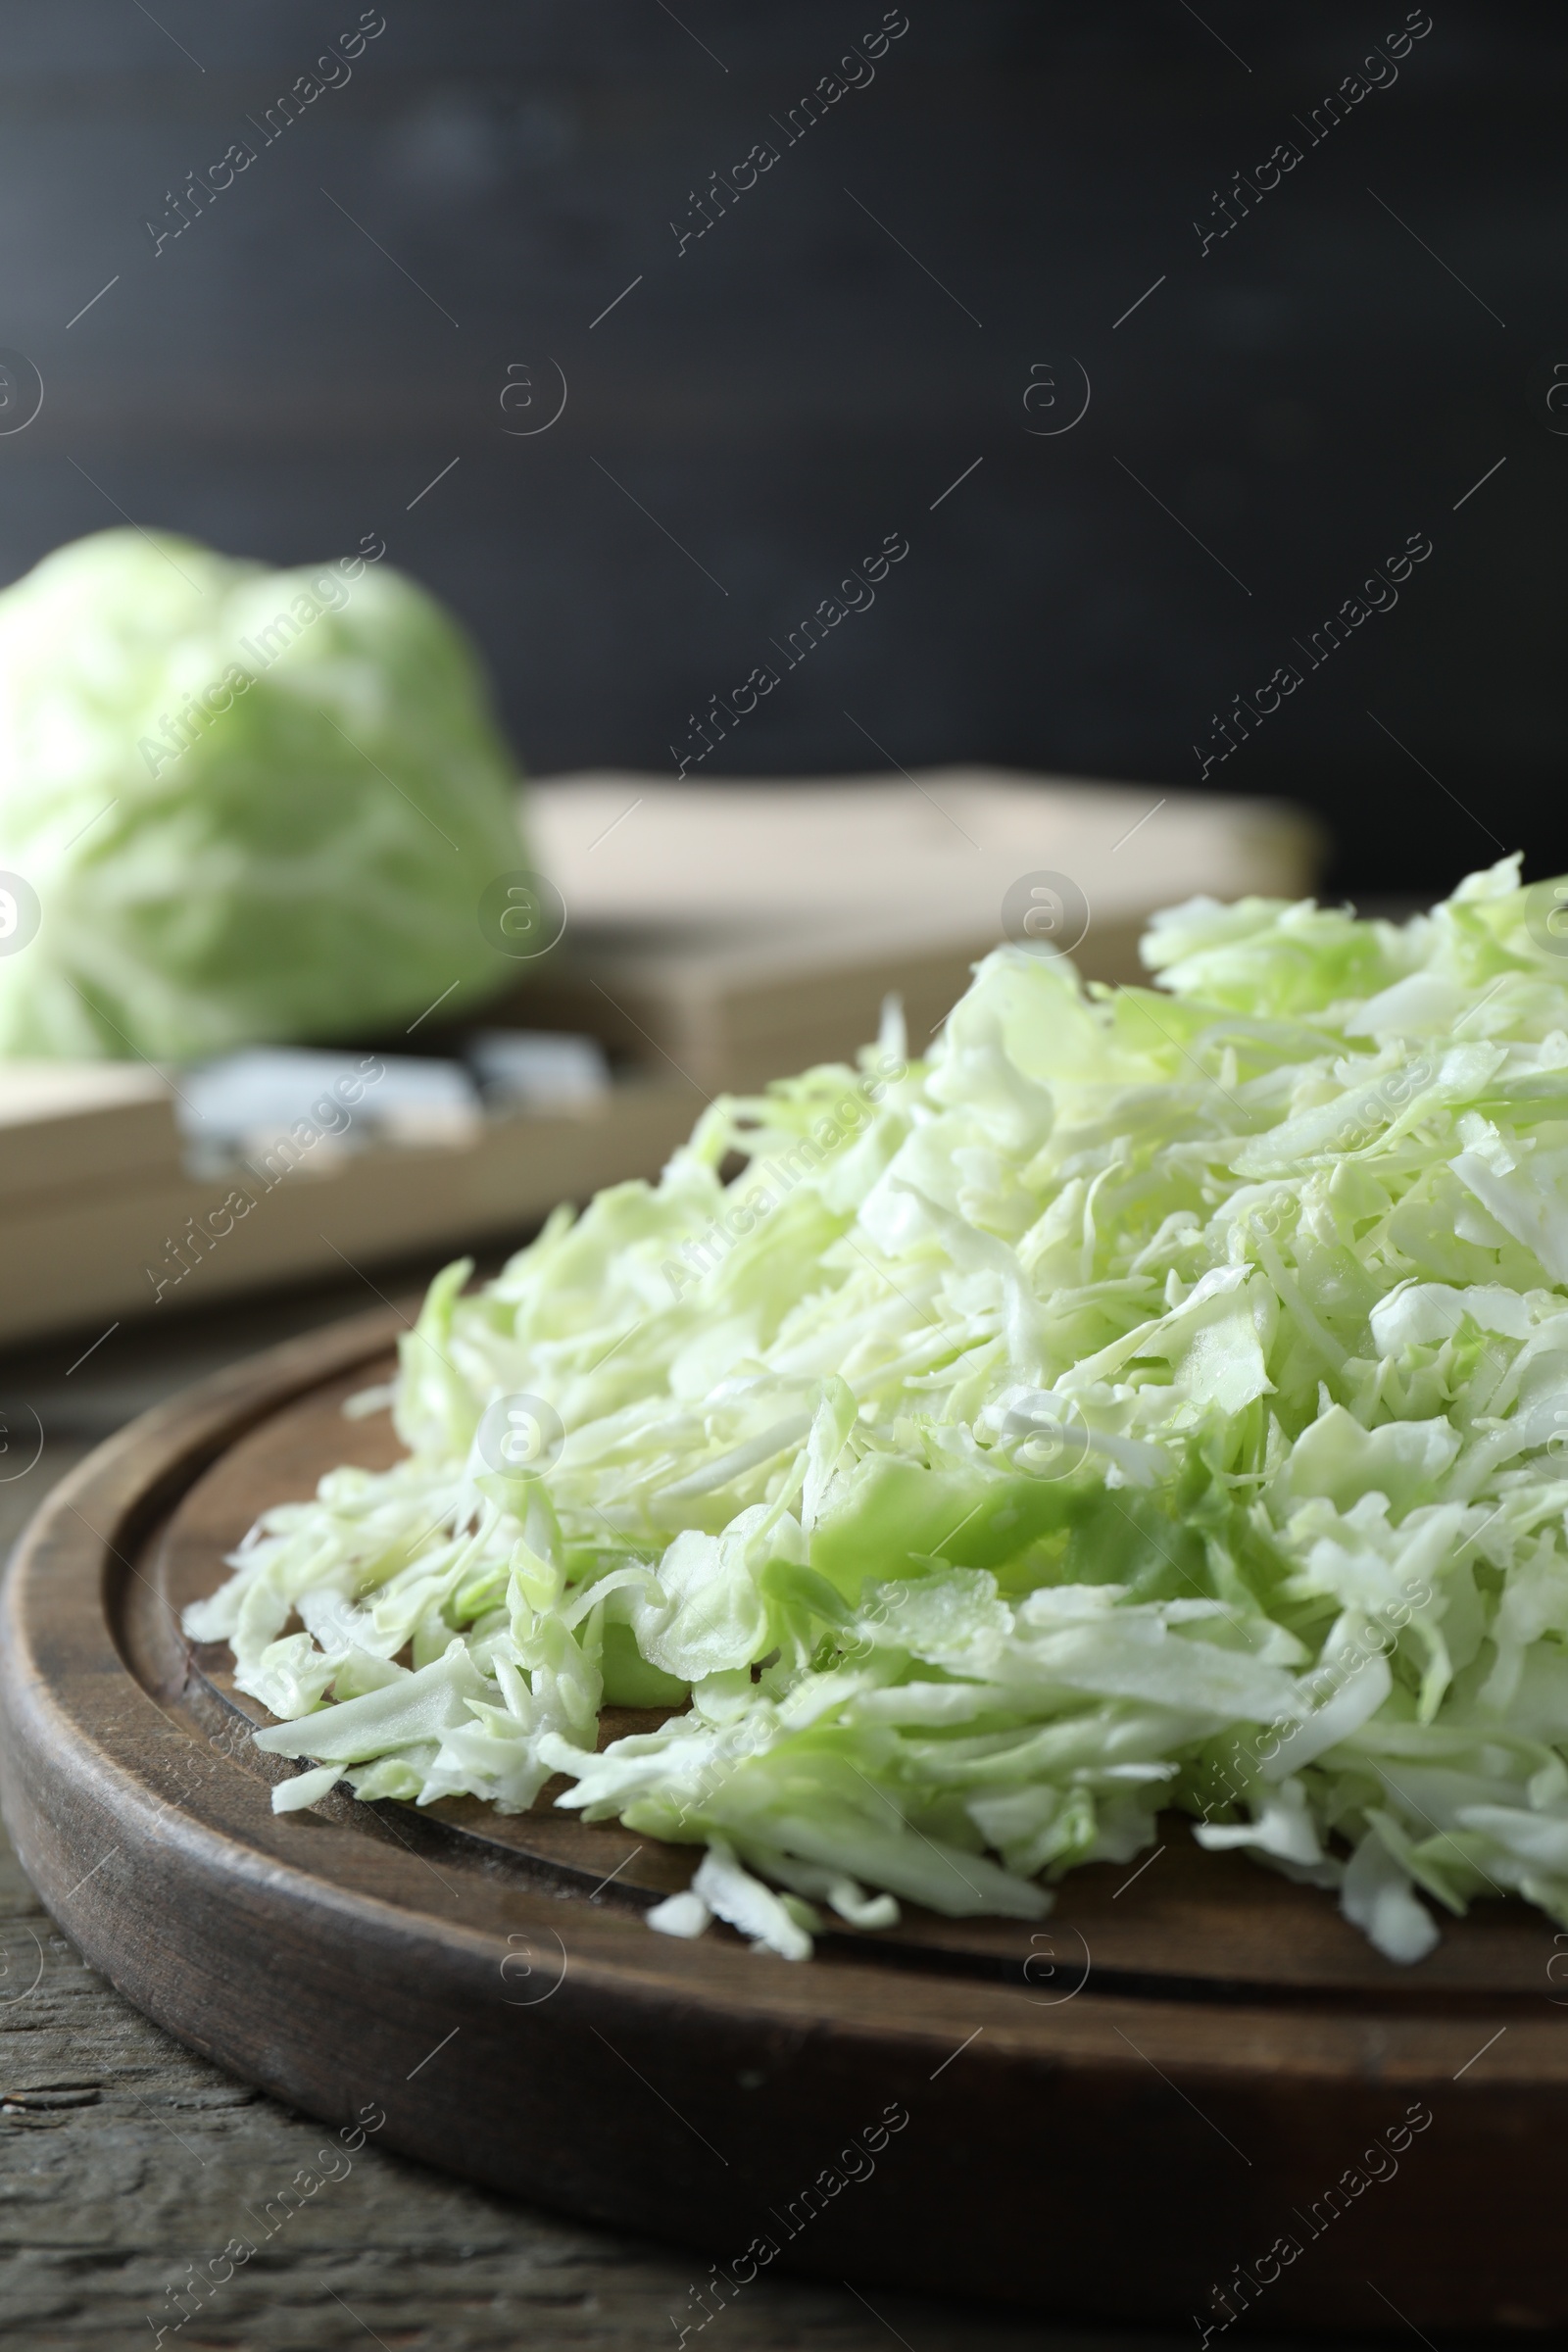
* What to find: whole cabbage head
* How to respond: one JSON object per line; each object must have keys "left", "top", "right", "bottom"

{"left": 0, "top": 528, "right": 529, "bottom": 1058}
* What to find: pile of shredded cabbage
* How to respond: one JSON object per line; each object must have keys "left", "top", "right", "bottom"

{"left": 190, "top": 855, "right": 1568, "bottom": 1966}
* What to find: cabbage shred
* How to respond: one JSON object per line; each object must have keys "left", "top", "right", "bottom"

{"left": 189, "top": 856, "right": 1568, "bottom": 1965}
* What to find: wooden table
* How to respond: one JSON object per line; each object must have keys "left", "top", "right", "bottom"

{"left": 0, "top": 1264, "right": 1187, "bottom": 2352}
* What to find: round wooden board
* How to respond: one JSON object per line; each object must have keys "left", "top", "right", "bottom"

{"left": 2, "top": 1306, "right": 1566, "bottom": 2333}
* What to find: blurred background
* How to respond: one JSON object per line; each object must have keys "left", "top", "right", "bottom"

{"left": 1, "top": 0, "right": 1561, "bottom": 898}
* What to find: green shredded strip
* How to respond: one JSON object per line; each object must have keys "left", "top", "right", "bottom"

{"left": 190, "top": 855, "right": 1568, "bottom": 1964}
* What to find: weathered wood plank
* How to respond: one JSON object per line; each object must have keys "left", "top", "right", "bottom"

{"left": 0, "top": 1809, "right": 1074, "bottom": 2349}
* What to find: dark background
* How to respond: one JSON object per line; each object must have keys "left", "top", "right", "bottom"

{"left": 3, "top": 0, "right": 1563, "bottom": 896}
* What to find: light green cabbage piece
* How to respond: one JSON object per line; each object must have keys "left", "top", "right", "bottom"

{"left": 0, "top": 528, "right": 524, "bottom": 1057}
{"left": 193, "top": 853, "right": 1568, "bottom": 1965}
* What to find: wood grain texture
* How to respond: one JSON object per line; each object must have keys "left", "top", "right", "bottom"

{"left": 5, "top": 1316, "right": 1568, "bottom": 2331}
{"left": 0, "top": 1827, "right": 1058, "bottom": 2352}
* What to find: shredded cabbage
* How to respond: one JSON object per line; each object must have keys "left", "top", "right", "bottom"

{"left": 190, "top": 854, "right": 1568, "bottom": 1966}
